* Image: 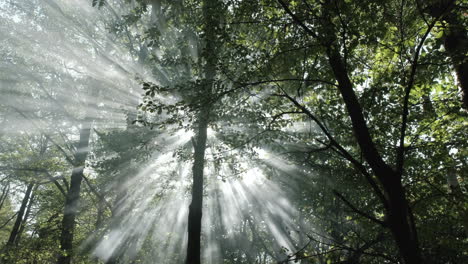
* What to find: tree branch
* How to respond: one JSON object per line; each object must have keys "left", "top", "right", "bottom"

{"left": 82, "top": 175, "right": 114, "bottom": 215}
{"left": 396, "top": 7, "right": 450, "bottom": 175}
{"left": 333, "top": 190, "right": 386, "bottom": 227}
{"left": 0, "top": 212, "right": 18, "bottom": 229}
{"left": 274, "top": 92, "right": 388, "bottom": 208}
{"left": 0, "top": 167, "right": 67, "bottom": 197}
{"left": 276, "top": 0, "right": 396, "bottom": 184}
{"left": 276, "top": 0, "right": 318, "bottom": 38}
{"left": 10, "top": 107, "right": 76, "bottom": 166}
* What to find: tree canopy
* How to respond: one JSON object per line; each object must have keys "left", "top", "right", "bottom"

{"left": 0, "top": 0, "right": 466, "bottom": 263}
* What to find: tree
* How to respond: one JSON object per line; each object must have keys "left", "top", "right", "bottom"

{"left": 228, "top": 0, "right": 466, "bottom": 262}
{"left": 185, "top": 0, "right": 223, "bottom": 262}
{"left": 57, "top": 124, "right": 91, "bottom": 264}
{"left": 0, "top": 0, "right": 466, "bottom": 263}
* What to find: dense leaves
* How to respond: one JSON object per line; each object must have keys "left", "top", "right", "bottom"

{"left": 0, "top": 0, "right": 466, "bottom": 263}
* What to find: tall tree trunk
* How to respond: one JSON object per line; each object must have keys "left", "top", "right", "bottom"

{"left": 15, "top": 185, "right": 38, "bottom": 245}
{"left": 277, "top": 1, "right": 423, "bottom": 262}
{"left": 381, "top": 175, "right": 420, "bottom": 264}
{"left": 0, "top": 183, "right": 34, "bottom": 263}
{"left": 0, "top": 184, "right": 10, "bottom": 212}
{"left": 327, "top": 45, "right": 422, "bottom": 264}
{"left": 186, "top": 111, "right": 209, "bottom": 264}
{"left": 57, "top": 125, "right": 91, "bottom": 264}
{"left": 185, "top": 0, "right": 220, "bottom": 263}
{"left": 6, "top": 183, "right": 34, "bottom": 247}
{"left": 213, "top": 187, "right": 226, "bottom": 260}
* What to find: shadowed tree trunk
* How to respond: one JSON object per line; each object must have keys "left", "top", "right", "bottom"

{"left": 57, "top": 124, "right": 91, "bottom": 264}
{"left": 6, "top": 183, "right": 34, "bottom": 247}
{"left": 185, "top": 0, "right": 220, "bottom": 263}
{"left": 326, "top": 45, "right": 422, "bottom": 264}
{"left": 1, "top": 183, "right": 34, "bottom": 263}
{"left": 186, "top": 110, "right": 209, "bottom": 264}
{"left": 277, "top": 0, "right": 424, "bottom": 263}
{"left": 445, "top": 28, "right": 468, "bottom": 110}
{"left": 0, "top": 184, "right": 9, "bottom": 212}
{"left": 15, "top": 185, "right": 38, "bottom": 245}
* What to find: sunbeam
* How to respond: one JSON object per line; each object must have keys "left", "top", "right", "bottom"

{"left": 2, "top": 0, "right": 460, "bottom": 263}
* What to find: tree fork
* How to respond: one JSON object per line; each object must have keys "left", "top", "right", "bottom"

{"left": 327, "top": 44, "right": 422, "bottom": 264}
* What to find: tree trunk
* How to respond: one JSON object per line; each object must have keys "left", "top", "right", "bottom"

{"left": 0, "top": 184, "right": 9, "bottom": 212}
{"left": 15, "top": 185, "right": 37, "bottom": 245}
{"left": 381, "top": 175, "right": 420, "bottom": 264}
{"left": 185, "top": 0, "right": 220, "bottom": 263}
{"left": 186, "top": 112, "right": 209, "bottom": 264}
{"left": 0, "top": 183, "right": 34, "bottom": 263}
{"left": 6, "top": 183, "right": 34, "bottom": 247}
{"left": 57, "top": 125, "right": 91, "bottom": 264}
{"left": 213, "top": 188, "right": 226, "bottom": 261}
{"left": 327, "top": 45, "right": 422, "bottom": 263}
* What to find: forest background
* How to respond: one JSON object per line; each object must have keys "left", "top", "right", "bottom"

{"left": 0, "top": 0, "right": 466, "bottom": 263}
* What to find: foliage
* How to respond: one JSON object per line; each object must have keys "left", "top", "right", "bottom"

{"left": 0, "top": 0, "right": 466, "bottom": 263}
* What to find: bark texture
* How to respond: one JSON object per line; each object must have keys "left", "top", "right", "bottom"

{"left": 57, "top": 126, "right": 91, "bottom": 264}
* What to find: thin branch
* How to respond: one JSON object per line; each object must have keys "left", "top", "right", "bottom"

{"left": 274, "top": 92, "right": 388, "bottom": 209}
{"left": 10, "top": 107, "right": 76, "bottom": 165}
{"left": 0, "top": 184, "right": 10, "bottom": 211}
{"left": 238, "top": 78, "right": 337, "bottom": 87}
{"left": 82, "top": 175, "right": 114, "bottom": 215}
{"left": 0, "top": 167, "right": 67, "bottom": 197}
{"left": 277, "top": 0, "right": 396, "bottom": 184}
{"left": 0, "top": 212, "right": 18, "bottom": 229}
{"left": 333, "top": 190, "right": 386, "bottom": 227}
{"left": 396, "top": 11, "right": 447, "bottom": 175}
{"left": 214, "top": 77, "right": 337, "bottom": 103}
{"left": 267, "top": 111, "right": 303, "bottom": 129}
{"left": 36, "top": 83, "right": 78, "bottom": 123}
{"left": 276, "top": 0, "right": 318, "bottom": 38}
{"left": 279, "top": 248, "right": 343, "bottom": 263}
